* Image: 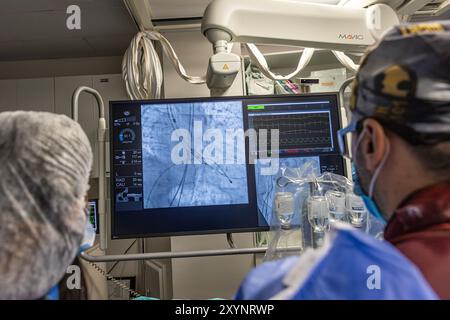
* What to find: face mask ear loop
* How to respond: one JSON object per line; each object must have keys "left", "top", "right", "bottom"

{"left": 368, "top": 139, "right": 391, "bottom": 198}
{"left": 352, "top": 127, "right": 367, "bottom": 160}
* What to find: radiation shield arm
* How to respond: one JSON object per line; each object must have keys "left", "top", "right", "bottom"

{"left": 72, "top": 86, "right": 108, "bottom": 250}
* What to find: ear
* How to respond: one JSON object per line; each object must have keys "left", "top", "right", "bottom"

{"left": 358, "top": 119, "right": 388, "bottom": 173}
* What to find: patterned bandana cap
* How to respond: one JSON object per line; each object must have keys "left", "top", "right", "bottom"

{"left": 350, "top": 21, "right": 450, "bottom": 144}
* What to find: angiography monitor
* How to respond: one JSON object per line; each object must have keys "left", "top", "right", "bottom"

{"left": 110, "top": 93, "right": 345, "bottom": 239}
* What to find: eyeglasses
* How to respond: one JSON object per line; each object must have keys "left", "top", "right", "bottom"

{"left": 337, "top": 120, "right": 358, "bottom": 161}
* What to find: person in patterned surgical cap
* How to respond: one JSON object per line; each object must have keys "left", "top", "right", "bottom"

{"left": 338, "top": 20, "right": 450, "bottom": 299}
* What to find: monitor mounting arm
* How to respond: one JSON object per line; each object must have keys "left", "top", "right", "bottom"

{"left": 201, "top": 0, "right": 400, "bottom": 89}
{"left": 202, "top": 0, "right": 399, "bottom": 52}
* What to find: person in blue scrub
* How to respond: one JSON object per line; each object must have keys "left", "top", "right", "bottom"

{"left": 236, "top": 20, "right": 450, "bottom": 300}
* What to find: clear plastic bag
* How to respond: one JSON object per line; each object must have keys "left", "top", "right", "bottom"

{"left": 245, "top": 64, "right": 275, "bottom": 95}
{"left": 263, "top": 161, "right": 382, "bottom": 262}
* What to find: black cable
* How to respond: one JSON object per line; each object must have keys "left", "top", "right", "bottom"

{"left": 88, "top": 261, "right": 141, "bottom": 299}
{"left": 107, "top": 240, "right": 137, "bottom": 274}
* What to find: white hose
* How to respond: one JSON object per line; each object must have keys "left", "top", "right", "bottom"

{"left": 332, "top": 0, "right": 360, "bottom": 72}
{"left": 245, "top": 43, "right": 315, "bottom": 81}
{"left": 242, "top": 0, "right": 359, "bottom": 80}
{"left": 332, "top": 50, "right": 360, "bottom": 71}
{"left": 122, "top": 30, "right": 206, "bottom": 100}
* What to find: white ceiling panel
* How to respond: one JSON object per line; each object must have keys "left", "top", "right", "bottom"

{"left": 0, "top": 0, "right": 124, "bottom": 14}
{"left": 84, "top": 34, "right": 139, "bottom": 55}
{"left": 0, "top": 0, "right": 448, "bottom": 62}
{"left": 0, "top": 0, "right": 137, "bottom": 61}
{"left": 149, "top": 0, "right": 212, "bottom": 19}
{"left": 147, "top": 0, "right": 343, "bottom": 20}
{"left": 0, "top": 38, "right": 94, "bottom": 61}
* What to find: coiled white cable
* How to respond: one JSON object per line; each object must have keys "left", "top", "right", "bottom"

{"left": 122, "top": 30, "right": 206, "bottom": 100}
{"left": 122, "top": 32, "right": 162, "bottom": 100}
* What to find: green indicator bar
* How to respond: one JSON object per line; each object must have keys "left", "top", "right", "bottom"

{"left": 247, "top": 105, "right": 265, "bottom": 110}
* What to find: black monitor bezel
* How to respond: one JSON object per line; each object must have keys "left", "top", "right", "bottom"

{"left": 109, "top": 93, "right": 342, "bottom": 239}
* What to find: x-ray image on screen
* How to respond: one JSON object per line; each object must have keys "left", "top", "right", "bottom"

{"left": 141, "top": 101, "right": 249, "bottom": 209}
{"left": 255, "top": 157, "right": 321, "bottom": 225}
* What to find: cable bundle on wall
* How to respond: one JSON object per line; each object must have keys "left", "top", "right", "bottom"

{"left": 122, "top": 30, "right": 206, "bottom": 100}
{"left": 122, "top": 32, "right": 163, "bottom": 100}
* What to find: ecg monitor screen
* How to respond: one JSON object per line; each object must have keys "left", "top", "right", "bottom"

{"left": 247, "top": 99, "right": 335, "bottom": 156}
{"left": 110, "top": 94, "right": 344, "bottom": 239}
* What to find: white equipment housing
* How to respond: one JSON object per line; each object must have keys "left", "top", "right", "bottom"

{"left": 206, "top": 49, "right": 242, "bottom": 89}
{"left": 201, "top": 0, "right": 400, "bottom": 53}
{"left": 122, "top": 0, "right": 450, "bottom": 92}
{"left": 201, "top": 0, "right": 400, "bottom": 88}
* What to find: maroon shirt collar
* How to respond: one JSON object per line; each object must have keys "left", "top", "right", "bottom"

{"left": 384, "top": 181, "right": 450, "bottom": 241}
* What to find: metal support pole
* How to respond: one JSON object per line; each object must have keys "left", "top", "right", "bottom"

{"left": 338, "top": 77, "right": 355, "bottom": 121}
{"left": 80, "top": 246, "right": 302, "bottom": 263}
{"left": 72, "top": 86, "right": 108, "bottom": 250}
{"left": 339, "top": 77, "right": 355, "bottom": 180}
